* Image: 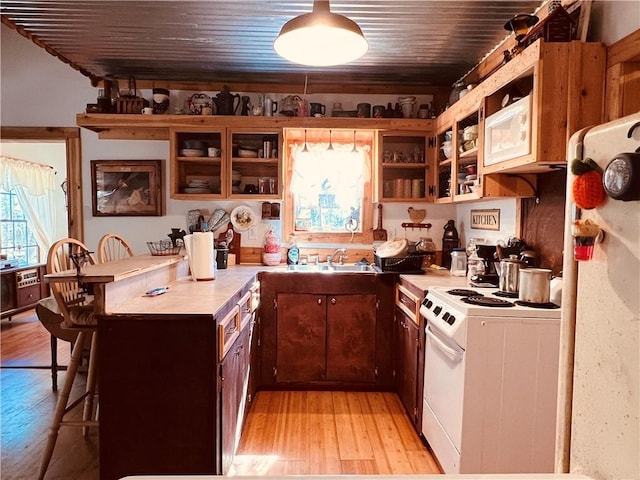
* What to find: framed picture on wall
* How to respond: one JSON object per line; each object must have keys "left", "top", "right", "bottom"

{"left": 91, "top": 160, "right": 163, "bottom": 216}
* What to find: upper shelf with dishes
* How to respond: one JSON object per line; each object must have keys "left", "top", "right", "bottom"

{"left": 170, "top": 127, "right": 283, "bottom": 200}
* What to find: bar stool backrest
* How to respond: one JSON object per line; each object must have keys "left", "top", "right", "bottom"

{"left": 97, "top": 233, "right": 134, "bottom": 263}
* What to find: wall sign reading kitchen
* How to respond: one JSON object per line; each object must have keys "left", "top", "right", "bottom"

{"left": 470, "top": 209, "right": 500, "bottom": 231}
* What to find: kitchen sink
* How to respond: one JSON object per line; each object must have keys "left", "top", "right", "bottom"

{"left": 331, "top": 264, "right": 377, "bottom": 272}
{"left": 286, "top": 264, "right": 331, "bottom": 272}
{"left": 285, "top": 263, "right": 377, "bottom": 273}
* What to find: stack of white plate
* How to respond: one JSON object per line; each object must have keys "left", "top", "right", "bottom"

{"left": 183, "top": 179, "right": 211, "bottom": 194}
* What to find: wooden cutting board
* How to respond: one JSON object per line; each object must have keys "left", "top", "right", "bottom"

{"left": 373, "top": 204, "right": 388, "bottom": 241}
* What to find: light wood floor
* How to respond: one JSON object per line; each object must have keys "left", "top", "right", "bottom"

{"left": 1, "top": 310, "right": 441, "bottom": 478}
{"left": 231, "top": 390, "right": 441, "bottom": 475}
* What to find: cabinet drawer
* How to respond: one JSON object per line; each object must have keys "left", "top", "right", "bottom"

{"left": 16, "top": 283, "right": 41, "bottom": 307}
{"left": 218, "top": 305, "right": 240, "bottom": 361}
{"left": 237, "top": 290, "right": 252, "bottom": 331}
{"left": 395, "top": 284, "right": 420, "bottom": 325}
{"left": 249, "top": 281, "right": 260, "bottom": 313}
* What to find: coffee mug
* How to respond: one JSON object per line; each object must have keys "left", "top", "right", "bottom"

{"left": 310, "top": 102, "right": 326, "bottom": 117}
{"left": 372, "top": 105, "right": 385, "bottom": 118}
{"left": 357, "top": 103, "right": 371, "bottom": 118}
{"left": 141, "top": 107, "right": 153, "bottom": 115}
{"left": 208, "top": 147, "right": 221, "bottom": 157}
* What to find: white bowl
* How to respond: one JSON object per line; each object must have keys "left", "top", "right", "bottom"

{"left": 238, "top": 149, "right": 258, "bottom": 158}
{"left": 441, "top": 145, "right": 453, "bottom": 159}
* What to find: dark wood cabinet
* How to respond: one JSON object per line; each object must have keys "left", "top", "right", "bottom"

{"left": 395, "top": 303, "right": 420, "bottom": 425}
{"left": 275, "top": 293, "right": 377, "bottom": 384}
{"left": 393, "top": 280, "right": 425, "bottom": 431}
{"left": 1, "top": 264, "right": 47, "bottom": 319}
{"left": 276, "top": 293, "right": 327, "bottom": 382}
{"left": 220, "top": 326, "right": 251, "bottom": 474}
{"left": 98, "top": 276, "right": 258, "bottom": 480}
{"left": 326, "top": 294, "right": 377, "bottom": 383}
{"left": 259, "top": 272, "right": 396, "bottom": 388}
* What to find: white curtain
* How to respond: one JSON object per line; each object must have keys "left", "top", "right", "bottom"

{"left": 289, "top": 141, "right": 371, "bottom": 203}
{"left": 0, "top": 155, "right": 57, "bottom": 259}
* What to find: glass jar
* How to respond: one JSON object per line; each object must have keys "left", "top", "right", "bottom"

{"left": 262, "top": 229, "right": 282, "bottom": 266}
{"left": 450, "top": 248, "right": 467, "bottom": 276}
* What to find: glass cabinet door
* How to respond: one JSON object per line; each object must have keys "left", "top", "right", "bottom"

{"left": 170, "top": 127, "right": 225, "bottom": 199}
{"left": 228, "top": 128, "right": 282, "bottom": 199}
{"left": 378, "top": 131, "right": 430, "bottom": 202}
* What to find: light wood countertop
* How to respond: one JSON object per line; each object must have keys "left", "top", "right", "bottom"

{"left": 108, "top": 265, "right": 266, "bottom": 316}
{"left": 399, "top": 269, "right": 468, "bottom": 293}
{"left": 44, "top": 254, "right": 187, "bottom": 283}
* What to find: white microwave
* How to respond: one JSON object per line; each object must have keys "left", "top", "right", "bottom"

{"left": 483, "top": 95, "right": 532, "bottom": 166}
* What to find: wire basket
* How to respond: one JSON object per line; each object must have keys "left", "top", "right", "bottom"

{"left": 374, "top": 253, "right": 426, "bottom": 273}
{"left": 147, "top": 239, "right": 183, "bottom": 256}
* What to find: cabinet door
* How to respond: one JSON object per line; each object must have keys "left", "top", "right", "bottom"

{"left": 220, "top": 327, "right": 250, "bottom": 474}
{"left": 276, "top": 293, "right": 326, "bottom": 382}
{"left": 228, "top": 128, "right": 282, "bottom": 199}
{"left": 170, "top": 127, "right": 226, "bottom": 199}
{"left": 377, "top": 131, "right": 431, "bottom": 202}
{"left": 326, "top": 294, "right": 377, "bottom": 383}
{"left": 395, "top": 307, "right": 420, "bottom": 425}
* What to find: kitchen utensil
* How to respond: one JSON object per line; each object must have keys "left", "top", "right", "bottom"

{"left": 498, "top": 255, "right": 525, "bottom": 293}
{"left": 213, "top": 85, "right": 240, "bottom": 116}
{"left": 207, "top": 209, "right": 226, "bottom": 230}
{"left": 550, "top": 274, "right": 563, "bottom": 305}
{"left": 373, "top": 204, "right": 388, "bottom": 241}
{"left": 518, "top": 268, "right": 552, "bottom": 303}
{"left": 186, "top": 209, "right": 202, "bottom": 233}
{"left": 519, "top": 249, "right": 540, "bottom": 267}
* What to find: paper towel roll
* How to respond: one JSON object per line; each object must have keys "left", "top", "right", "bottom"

{"left": 183, "top": 232, "right": 216, "bottom": 281}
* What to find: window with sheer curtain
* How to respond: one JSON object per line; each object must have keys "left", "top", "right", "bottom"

{"left": 284, "top": 129, "right": 374, "bottom": 244}
{"left": 0, "top": 156, "right": 56, "bottom": 262}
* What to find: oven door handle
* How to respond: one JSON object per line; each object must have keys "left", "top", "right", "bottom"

{"left": 426, "top": 325, "right": 463, "bottom": 360}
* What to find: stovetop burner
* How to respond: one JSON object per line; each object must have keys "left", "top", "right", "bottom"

{"left": 515, "top": 301, "right": 560, "bottom": 309}
{"left": 447, "top": 289, "right": 482, "bottom": 297}
{"left": 462, "top": 295, "right": 515, "bottom": 307}
{"left": 493, "top": 290, "right": 519, "bottom": 299}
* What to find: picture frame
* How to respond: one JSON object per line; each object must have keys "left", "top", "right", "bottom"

{"left": 91, "top": 160, "right": 163, "bottom": 216}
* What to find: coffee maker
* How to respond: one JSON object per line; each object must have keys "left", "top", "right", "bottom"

{"left": 469, "top": 244, "right": 500, "bottom": 287}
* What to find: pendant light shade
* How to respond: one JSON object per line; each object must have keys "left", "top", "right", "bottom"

{"left": 274, "top": 0, "right": 368, "bottom": 67}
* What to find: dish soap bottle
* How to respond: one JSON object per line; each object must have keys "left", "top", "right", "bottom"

{"left": 287, "top": 234, "right": 299, "bottom": 265}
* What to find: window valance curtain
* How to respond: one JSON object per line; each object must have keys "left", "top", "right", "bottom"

{"left": 0, "top": 155, "right": 57, "bottom": 258}
{"left": 289, "top": 141, "right": 371, "bottom": 204}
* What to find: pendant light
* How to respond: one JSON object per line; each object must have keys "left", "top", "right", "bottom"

{"left": 274, "top": 0, "right": 368, "bottom": 67}
{"left": 327, "top": 130, "right": 334, "bottom": 151}
{"left": 351, "top": 130, "right": 357, "bottom": 153}
{"left": 302, "top": 129, "right": 309, "bottom": 152}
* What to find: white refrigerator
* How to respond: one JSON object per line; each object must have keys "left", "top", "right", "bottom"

{"left": 557, "top": 112, "right": 640, "bottom": 480}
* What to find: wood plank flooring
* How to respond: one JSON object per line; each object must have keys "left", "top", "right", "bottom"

{"left": 231, "top": 390, "right": 441, "bottom": 476}
{"left": 1, "top": 309, "right": 441, "bottom": 478}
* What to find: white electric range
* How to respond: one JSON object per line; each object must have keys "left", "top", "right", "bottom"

{"left": 419, "top": 286, "right": 560, "bottom": 474}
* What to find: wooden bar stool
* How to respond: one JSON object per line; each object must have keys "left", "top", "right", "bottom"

{"left": 38, "top": 238, "right": 99, "bottom": 480}
{"left": 97, "top": 232, "right": 134, "bottom": 263}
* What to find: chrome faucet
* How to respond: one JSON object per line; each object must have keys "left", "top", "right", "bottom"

{"left": 328, "top": 248, "right": 348, "bottom": 265}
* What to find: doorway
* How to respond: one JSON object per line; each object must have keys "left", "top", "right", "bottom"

{"left": 0, "top": 127, "right": 84, "bottom": 242}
